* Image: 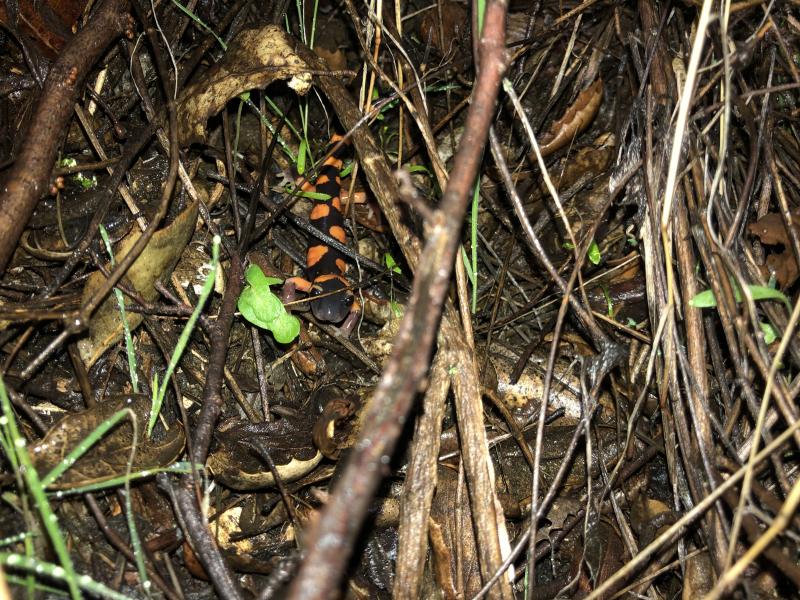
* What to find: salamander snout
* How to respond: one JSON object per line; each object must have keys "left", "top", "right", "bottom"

{"left": 310, "top": 275, "right": 355, "bottom": 323}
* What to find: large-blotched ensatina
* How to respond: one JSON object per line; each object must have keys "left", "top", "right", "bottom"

{"left": 284, "top": 135, "right": 360, "bottom": 334}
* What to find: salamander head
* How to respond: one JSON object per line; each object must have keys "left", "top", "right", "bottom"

{"left": 310, "top": 275, "right": 355, "bottom": 323}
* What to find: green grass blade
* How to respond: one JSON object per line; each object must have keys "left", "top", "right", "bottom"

{"left": 0, "top": 376, "right": 81, "bottom": 599}
{"left": 2, "top": 552, "right": 132, "bottom": 600}
{"left": 99, "top": 225, "right": 139, "bottom": 393}
{"left": 149, "top": 235, "right": 221, "bottom": 436}
{"left": 49, "top": 464, "right": 196, "bottom": 496}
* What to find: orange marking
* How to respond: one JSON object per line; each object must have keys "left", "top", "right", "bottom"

{"left": 329, "top": 225, "right": 346, "bottom": 243}
{"left": 307, "top": 244, "right": 328, "bottom": 267}
{"left": 340, "top": 189, "right": 367, "bottom": 204}
{"left": 332, "top": 196, "right": 342, "bottom": 211}
{"left": 335, "top": 258, "right": 347, "bottom": 273}
{"left": 285, "top": 276, "right": 313, "bottom": 292}
{"left": 310, "top": 203, "right": 330, "bottom": 219}
{"left": 324, "top": 158, "right": 343, "bottom": 171}
{"left": 314, "top": 273, "right": 349, "bottom": 285}
{"left": 316, "top": 174, "right": 331, "bottom": 186}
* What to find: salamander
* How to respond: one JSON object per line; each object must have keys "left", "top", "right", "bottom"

{"left": 284, "top": 134, "right": 360, "bottom": 334}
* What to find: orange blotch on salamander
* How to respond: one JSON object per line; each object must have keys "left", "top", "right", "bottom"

{"left": 332, "top": 196, "right": 342, "bottom": 211}
{"left": 335, "top": 258, "right": 347, "bottom": 273}
{"left": 325, "top": 158, "right": 344, "bottom": 171}
{"left": 310, "top": 203, "right": 331, "bottom": 220}
{"left": 307, "top": 244, "right": 329, "bottom": 267}
{"left": 329, "top": 226, "right": 346, "bottom": 243}
{"left": 316, "top": 174, "right": 332, "bottom": 186}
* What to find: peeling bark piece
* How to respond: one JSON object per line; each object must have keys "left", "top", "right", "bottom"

{"left": 177, "top": 25, "right": 313, "bottom": 146}
{"left": 538, "top": 79, "right": 604, "bottom": 157}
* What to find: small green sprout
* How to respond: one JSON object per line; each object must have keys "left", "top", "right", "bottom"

{"left": 58, "top": 158, "right": 96, "bottom": 189}
{"left": 562, "top": 239, "right": 601, "bottom": 265}
{"left": 587, "top": 240, "right": 602, "bottom": 265}
{"left": 601, "top": 285, "right": 613, "bottom": 317}
{"left": 238, "top": 265, "right": 300, "bottom": 344}
{"left": 760, "top": 322, "right": 778, "bottom": 345}
{"left": 390, "top": 301, "right": 403, "bottom": 318}
{"left": 384, "top": 253, "right": 402, "bottom": 275}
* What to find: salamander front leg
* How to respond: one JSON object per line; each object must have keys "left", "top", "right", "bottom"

{"left": 338, "top": 299, "right": 361, "bottom": 337}
{"left": 282, "top": 276, "right": 313, "bottom": 305}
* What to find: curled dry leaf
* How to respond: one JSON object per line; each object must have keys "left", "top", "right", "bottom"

{"left": 747, "top": 211, "right": 799, "bottom": 246}
{"left": 30, "top": 394, "right": 185, "bottom": 489}
{"left": 77, "top": 201, "right": 199, "bottom": 368}
{"left": 207, "top": 414, "right": 322, "bottom": 490}
{"left": 747, "top": 209, "right": 800, "bottom": 287}
{"left": 538, "top": 79, "right": 604, "bottom": 157}
{"left": 177, "top": 25, "right": 314, "bottom": 146}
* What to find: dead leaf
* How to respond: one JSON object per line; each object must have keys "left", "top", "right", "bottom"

{"left": 77, "top": 201, "right": 198, "bottom": 368}
{"left": 418, "top": 1, "right": 469, "bottom": 57}
{"left": 766, "top": 252, "right": 799, "bottom": 288}
{"left": 748, "top": 211, "right": 800, "bottom": 287}
{"left": 0, "top": 0, "right": 86, "bottom": 58}
{"left": 683, "top": 550, "right": 714, "bottom": 599}
{"left": 314, "top": 46, "right": 347, "bottom": 72}
{"left": 177, "top": 25, "right": 313, "bottom": 146}
{"left": 30, "top": 394, "right": 185, "bottom": 489}
{"left": 747, "top": 211, "right": 798, "bottom": 247}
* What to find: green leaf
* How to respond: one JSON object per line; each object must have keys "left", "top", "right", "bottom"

{"left": 270, "top": 315, "right": 301, "bottom": 344}
{"left": 689, "top": 289, "right": 719, "bottom": 308}
{"left": 562, "top": 241, "right": 575, "bottom": 250}
{"left": 238, "top": 287, "right": 282, "bottom": 328}
{"left": 748, "top": 285, "right": 791, "bottom": 310}
{"left": 239, "top": 91, "right": 251, "bottom": 102}
{"left": 390, "top": 301, "right": 403, "bottom": 318}
{"left": 587, "top": 240, "right": 602, "bottom": 265}
{"left": 244, "top": 264, "right": 282, "bottom": 288}
{"left": 405, "top": 164, "right": 431, "bottom": 175}
{"left": 384, "top": 253, "right": 402, "bottom": 274}
{"left": 73, "top": 173, "right": 97, "bottom": 189}
{"left": 239, "top": 265, "right": 300, "bottom": 343}
{"left": 690, "top": 281, "right": 792, "bottom": 311}
{"left": 760, "top": 322, "right": 778, "bottom": 344}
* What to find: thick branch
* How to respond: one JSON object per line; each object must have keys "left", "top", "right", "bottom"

{"left": 0, "top": 0, "right": 132, "bottom": 273}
